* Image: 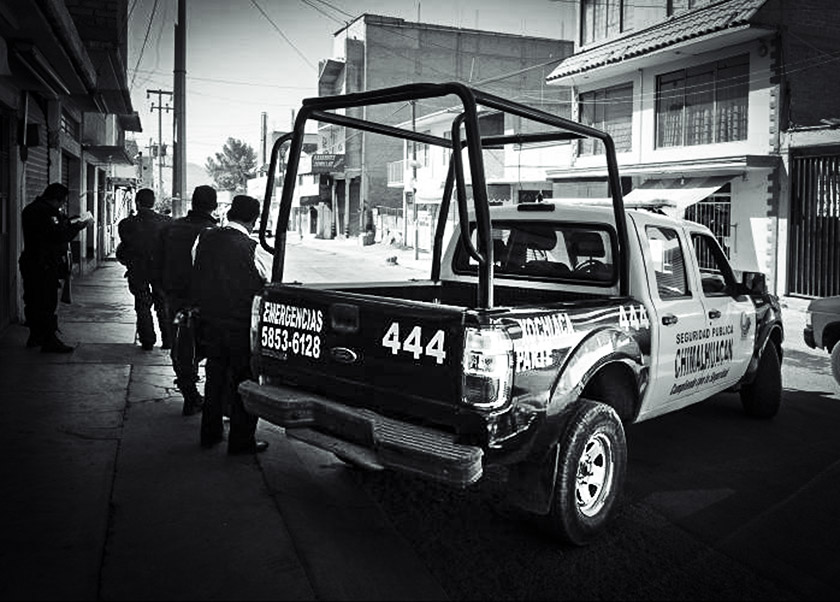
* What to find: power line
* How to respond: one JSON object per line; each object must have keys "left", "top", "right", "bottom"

{"left": 129, "top": 67, "right": 316, "bottom": 90}
{"left": 300, "top": 0, "right": 344, "bottom": 25}
{"left": 129, "top": 0, "right": 159, "bottom": 91}
{"left": 250, "top": 0, "right": 316, "bottom": 69}
{"left": 309, "top": 0, "right": 354, "bottom": 20}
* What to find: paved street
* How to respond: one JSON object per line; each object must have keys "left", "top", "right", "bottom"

{"left": 1, "top": 235, "right": 838, "bottom": 601}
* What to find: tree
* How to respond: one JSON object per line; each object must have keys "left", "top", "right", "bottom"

{"left": 204, "top": 137, "right": 257, "bottom": 192}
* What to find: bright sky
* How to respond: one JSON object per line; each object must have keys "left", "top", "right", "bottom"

{"left": 127, "top": 0, "right": 575, "bottom": 167}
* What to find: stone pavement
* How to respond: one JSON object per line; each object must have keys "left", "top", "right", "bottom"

{"left": 0, "top": 252, "right": 446, "bottom": 601}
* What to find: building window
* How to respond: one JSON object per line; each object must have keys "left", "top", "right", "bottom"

{"left": 656, "top": 54, "right": 749, "bottom": 148}
{"left": 578, "top": 83, "right": 633, "bottom": 156}
{"left": 416, "top": 130, "right": 431, "bottom": 168}
{"left": 60, "top": 112, "right": 79, "bottom": 139}
{"left": 581, "top": 0, "right": 633, "bottom": 46}
{"left": 667, "top": 0, "right": 713, "bottom": 17}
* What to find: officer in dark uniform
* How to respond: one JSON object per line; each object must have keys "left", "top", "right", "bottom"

{"left": 156, "top": 185, "right": 218, "bottom": 415}
{"left": 117, "top": 188, "right": 171, "bottom": 350}
{"left": 19, "top": 182, "right": 92, "bottom": 353}
{"left": 193, "top": 195, "right": 268, "bottom": 454}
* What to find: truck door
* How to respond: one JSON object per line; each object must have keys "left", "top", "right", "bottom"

{"left": 686, "top": 230, "right": 755, "bottom": 393}
{"left": 633, "top": 215, "right": 710, "bottom": 418}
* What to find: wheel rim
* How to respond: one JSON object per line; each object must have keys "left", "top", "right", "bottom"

{"left": 575, "top": 431, "right": 614, "bottom": 517}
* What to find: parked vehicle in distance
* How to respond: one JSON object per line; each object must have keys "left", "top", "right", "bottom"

{"left": 803, "top": 295, "right": 840, "bottom": 383}
{"left": 241, "top": 82, "right": 785, "bottom": 546}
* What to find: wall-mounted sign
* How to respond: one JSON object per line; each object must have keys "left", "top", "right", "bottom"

{"left": 311, "top": 153, "right": 345, "bottom": 173}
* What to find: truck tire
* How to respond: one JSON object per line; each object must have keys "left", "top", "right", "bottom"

{"left": 831, "top": 343, "right": 840, "bottom": 386}
{"left": 739, "top": 343, "right": 782, "bottom": 419}
{"left": 545, "top": 400, "right": 626, "bottom": 546}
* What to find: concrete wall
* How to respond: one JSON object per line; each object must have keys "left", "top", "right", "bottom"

{"left": 325, "top": 14, "right": 574, "bottom": 236}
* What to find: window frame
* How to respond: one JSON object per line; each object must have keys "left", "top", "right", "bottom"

{"left": 581, "top": 0, "right": 633, "bottom": 46}
{"left": 452, "top": 219, "right": 619, "bottom": 287}
{"left": 690, "top": 232, "right": 737, "bottom": 297}
{"left": 645, "top": 224, "right": 692, "bottom": 300}
{"left": 578, "top": 83, "right": 633, "bottom": 156}
{"left": 655, "top": 54, "right": 750, "bottom": 149}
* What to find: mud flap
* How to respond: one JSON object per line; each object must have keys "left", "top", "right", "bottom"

{"left": 504, "top": 444, "right": 560, "bottom": 515}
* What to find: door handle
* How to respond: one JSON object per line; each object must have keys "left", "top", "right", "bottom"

{"left": 708, "top": 309, "right": 721, "bottom": 319}
{"left": 661, "top": 314, "right": 678, "bottom": 326}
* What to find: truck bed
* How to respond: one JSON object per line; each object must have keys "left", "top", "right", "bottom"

{"left": 284, "top": 279, "right": 605, "bottom": 308}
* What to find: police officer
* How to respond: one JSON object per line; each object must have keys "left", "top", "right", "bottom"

{"left": 117, "top": 188, "right": 171, "bottom": 350}
{"left": 193, "top": 195, "right": 268, "bottom": 454}
{"left": 156, "top": 185, "right": 218, "bottom": 415}
{"left": 19, "top": 182, "right": 92, "bottom": 352}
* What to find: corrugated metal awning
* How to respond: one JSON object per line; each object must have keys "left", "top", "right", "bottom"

{"left": 622, "top": 176, "right": 732, "bottom": 217}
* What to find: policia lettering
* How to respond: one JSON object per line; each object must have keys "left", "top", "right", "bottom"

{"left": 513, "top": 313, "right": 574, "bottom": 372}
{"left": 673, "top": 324, "right": 734, "bottom": 379}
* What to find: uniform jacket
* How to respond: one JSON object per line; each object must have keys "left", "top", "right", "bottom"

{"left": 19, "top": 198, "right": 86, "bottom": 275}
{"left": 117, "top": 207, "right": 170, "bottom": 282}
{"left": 157, "top": 210, "right": 218, "bottom": 300}
{"left": 192, "top": 226, "right": 264, "bottom": 355}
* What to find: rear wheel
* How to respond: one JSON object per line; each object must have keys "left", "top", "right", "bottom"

{"left": 544, "top": 400, "right": 626, "bottom": 546}
{"left": 740, "top": 343, "right": 782, "bottom": 419}
{"left": 831, "top": 343, "right": 840, "bottom": 386}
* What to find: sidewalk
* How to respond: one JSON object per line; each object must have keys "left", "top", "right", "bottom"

{"left": 0, "top": 259, "right": 446, "bottom": 601}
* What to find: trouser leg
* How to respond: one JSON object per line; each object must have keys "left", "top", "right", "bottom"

{"left": 227, "top": 354, "right": 258, "bottom": 453}
{"left": 168, "top": 297, "right": 201, "bottom": 403}
{"left": 129, "top": 275, "right": 156, "bottom": 347}
{"left": 200, "top": 355, "right": 226, "bottom": 446}
{"left": 22, "top": 270, "right": 59, "bottom": 342}
{"left": 171, "top": 304, "right": 204, "bottom": 415}
{"left": 152, "top": 285, "right": 173, "bottom": 348}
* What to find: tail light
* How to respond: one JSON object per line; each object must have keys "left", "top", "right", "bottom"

{"left": 462, "top": 326, "right": 514, "bottom": 410}
{"left": 250, "top": 295, "right": 262, "bottom": 354}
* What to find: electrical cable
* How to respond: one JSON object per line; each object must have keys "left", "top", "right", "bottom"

{"left": 300, "top": 0, "right": 344, "bottom": 25}
{"left": 250, "top": 0, "right": 316, "bottom": 69}
{"left": 309, "top": 0, "right": 354, "bottom": 20}
{"left": 129, "top": 0, "right": 159, "bottom": 91}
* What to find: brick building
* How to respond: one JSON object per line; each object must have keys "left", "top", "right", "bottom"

{"left": 311, "top": 13, "right": 574, "bottom": 238}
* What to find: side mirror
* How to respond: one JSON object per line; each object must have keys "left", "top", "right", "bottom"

{"left": 739, "top": 271, "right": 767, "bottom": 296}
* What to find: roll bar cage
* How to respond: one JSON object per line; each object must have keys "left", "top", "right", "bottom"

{"left": 257, "top": 82, "right": 629, "bottom": 308}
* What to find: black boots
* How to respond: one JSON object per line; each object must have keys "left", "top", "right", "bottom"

{"left": 181, "top": 387, "right": 204, "bottom": 416}
{"left": 26, "top": 332, "right": 44, "bottom": 348}
{"left": 40, "top": 334, "right": 74, "bottom": 353}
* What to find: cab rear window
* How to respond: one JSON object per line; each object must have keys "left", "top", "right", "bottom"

{"left": 452, "top": 221, "right": 617, "bottom": 284}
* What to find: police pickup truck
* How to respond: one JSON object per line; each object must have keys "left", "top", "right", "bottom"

{"left": 240, "top": 83, "right": 784, "bottom": 545}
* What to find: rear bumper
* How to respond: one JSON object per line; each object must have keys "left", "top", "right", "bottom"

{"left": 239, "top": 380, "right": 483, "bottom": 487}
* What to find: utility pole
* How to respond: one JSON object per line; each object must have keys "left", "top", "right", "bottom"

{"left": 260, "top": 112, "right": 267, "bottom": 168}
{"left": 412, "top": 100, "right": 419, "bottom": 260}
{"left": 172, "top": 0, "right": 187, "bottom": 217}
{"left": 147, "top": 88, "right": 173, "bottom": 203}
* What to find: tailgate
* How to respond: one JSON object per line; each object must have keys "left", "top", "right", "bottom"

{"left": 256, "top": 285, "right": 467, "bottom": 408}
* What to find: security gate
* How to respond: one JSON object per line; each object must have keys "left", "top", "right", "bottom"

{"left": 789, "top": 148, "right": 840, "bottom": 298}
{"left": 684, "top": 184, "right": 731, "bottom": 269}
